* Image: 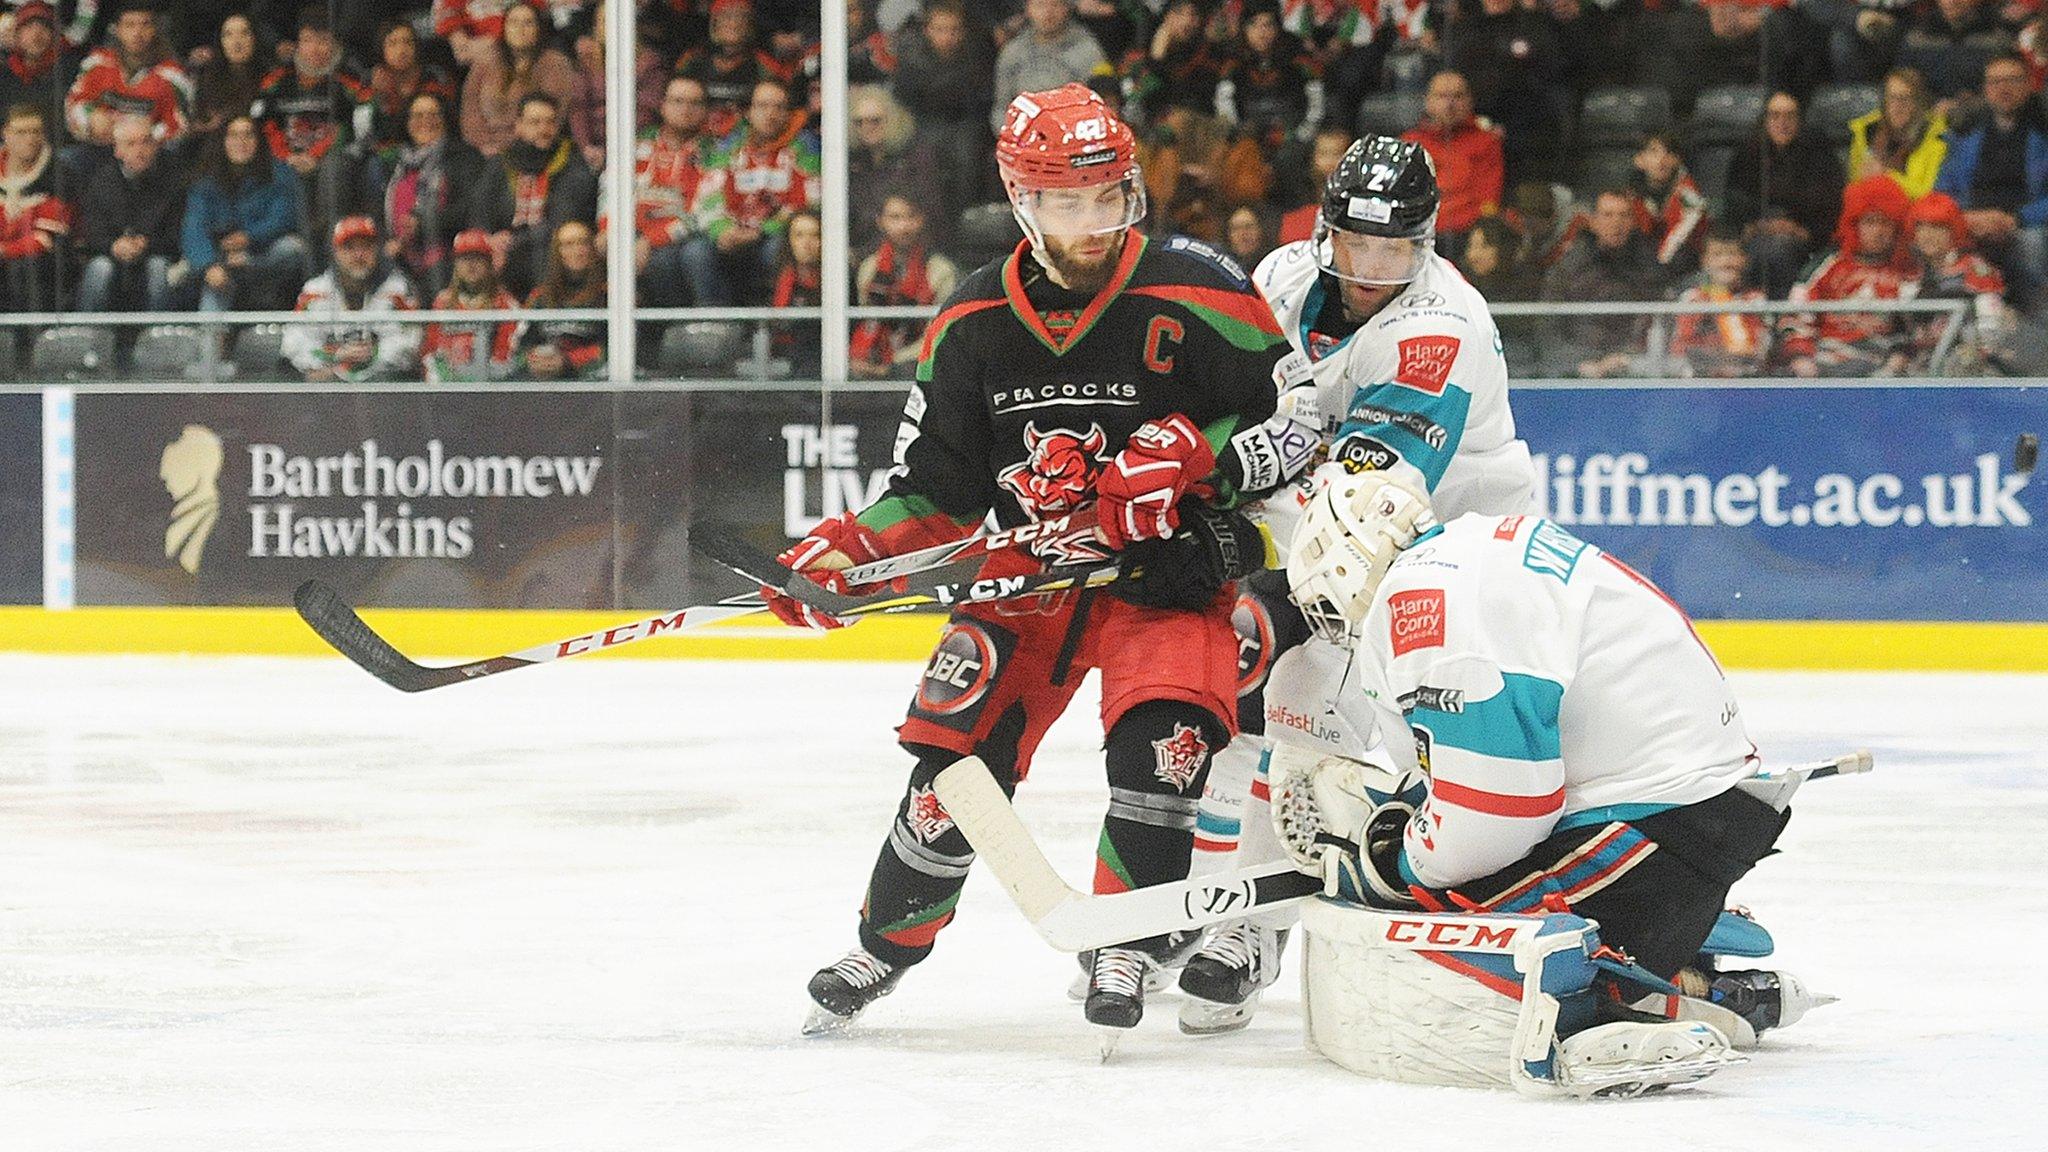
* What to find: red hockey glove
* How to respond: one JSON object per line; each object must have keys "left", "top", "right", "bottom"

{"left": 760, "top": 512, "right": 892, "bottom": 631}
{"left": 1096, "top": 414, "right": 1217, "bottom": 549}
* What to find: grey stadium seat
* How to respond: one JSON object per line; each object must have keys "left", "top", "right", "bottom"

{"left": 31, "top": 326, "right": 115, "bottom": 382}
{"left": 1690, "top": 145, "right": 1738, "bottom": 208}
{"left": 1575, "top": 146, "right": 1641, "bottom": 201}
{"left": 231, "top": 324, "right": 288, "bottom": 381}
{"left": 657, "top": 321, "right": 748, "bottom": 375}
{"left": 1806, "top": 83, "right": 1879, "bottom": 147}
{"left": 1689, "top": 85, "right": 1767, "bottom": 147}
{"left": 1577, "top": 86, "right": 1672, "bottom": 148}
{"left": 1355, "top": 90, "right": 1426, "bottom": 139}
{"left": 128, "top": 325, "right": 211, "bottom": 380}
{"left": 951, "top": 202, "right": 1024, "bottom": 270}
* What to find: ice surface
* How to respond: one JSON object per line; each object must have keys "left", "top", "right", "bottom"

{"left": 1, "top": 654, "right": 2044, "bottom": 1150}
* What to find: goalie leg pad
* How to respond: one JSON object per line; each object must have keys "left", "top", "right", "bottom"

{"left": 1299, "top": 901, "right": 1743, "bottom": 1097}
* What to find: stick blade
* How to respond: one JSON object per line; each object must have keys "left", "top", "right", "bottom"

{"left": 933, "top": 756, "right": 1077, "bottom": 927}
{"left": 293, "top": 579, "right": 448, "bottom": 693}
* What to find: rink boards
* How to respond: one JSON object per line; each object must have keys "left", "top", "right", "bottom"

{"left": 1, "top": 381, "right": 2041, "bottom": 669}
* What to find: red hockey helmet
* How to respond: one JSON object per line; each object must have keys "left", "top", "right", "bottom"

{"left": 995, "top": 83, "right": 1146, "bottom": 247}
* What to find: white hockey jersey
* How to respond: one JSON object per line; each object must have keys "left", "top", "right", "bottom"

{"left": 1350, "top": 513, "right": 1760, "bottom": 892}
{"left": 283, "top": 266, "right": 422, "bottom": 382}
{"left": 1252, "top": 242, "right": 1536, "bottom": 540}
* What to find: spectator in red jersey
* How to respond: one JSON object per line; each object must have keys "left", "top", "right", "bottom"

{"left": 0, "top": 4, "right": 80, "bottom": 130}
{"left": 62, "top": 0, "right": 191, "bottom": 184}
{"left": 472, "top": 91, "right": 597, "bottom": 300}
{"left": 1277, "top": 124, "right": 1352, "bottom": 244}
{"left": 362, "top": 21, "right": 457, "bottom": 175}
{"left": 635, "top": 74, "right": 714, "bottom": 308}
{"left": 1779, "top": 174, "right": 1923, "bottom": 378}
{"left": 461, "top": 1, "right": 576, "bottom": 158}
{"left": 182, "top": 113, "right": 308, "bottom": 312}
{"left": 424, "top": 228, "right": 522, "bottom": 383}
{"left": 435, "top": 0, "right": 512, "bottom": 69}
{"left": 1669, "top": 228, "right": 1770, "bottom": 379}
{"left": 1906, "top": 190, "right": 2013, "bottom": 372}
{"left": 684, "top": 76, "right": 819, "bottom": 304}
{"left": 75, "top": 111, "right": 183, "bottom": 314}
{"left": 568, "top": 0, "right": 666, "bottom": 175}
{"left": 188, "top": 12, "right": 265, "bottom": 138}
{"left": 380, "top": 94, "right": 487, "bottom": 299}
{"left": 849, "top": 192, "right": 957, "bottom": 380}
{"left": 1629, "top": 130, "right": 1710, "bottom": 276}
{"left": 256, "top": 6, "right": 369, "bottom": 269}
{"left": 767, "top": 206, "right": 821, "bottom": 377}
{"left": 520, "top": 217, "right": 606, "bottom": 380}
{"left": 1402, "top": 69, "right": 1503, "bottom": 260}
{"left": 0, "top": 103, "right": 69, "bottom": 329}
{"left": 678, "top": 0, "right": 788, "bottom": 139}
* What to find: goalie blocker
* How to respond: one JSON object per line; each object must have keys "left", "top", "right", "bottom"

{"left": 1300, "top": 902, "right": 1743, "bottom": 1098}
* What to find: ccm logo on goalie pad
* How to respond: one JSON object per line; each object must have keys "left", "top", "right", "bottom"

{"left": 1395, "top": 335, "right": 1460, "bottom": 395}
{"left": 1383, "top": 918, "right": 1526, "bottom": 952}
{"left": 1388, "top": 590, "right": 1446, "bottom": 656}
{"left": 916, "top": 623, "right": 998, "bottom": 716}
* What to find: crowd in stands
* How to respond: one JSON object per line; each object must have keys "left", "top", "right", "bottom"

{"left": 1, "top": 0, "right": 2043, "bottom": 381}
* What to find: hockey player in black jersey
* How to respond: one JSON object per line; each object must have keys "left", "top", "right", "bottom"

{"left": 759, "top": 83, "right": 1318, "bottom": 1038}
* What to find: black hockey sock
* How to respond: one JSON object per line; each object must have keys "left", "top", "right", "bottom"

{"left": 1094, "top": 701, "right": 1229, "bottom": 954}
{"left": 855, "top": 748, "right": 1012, "bottom": 969}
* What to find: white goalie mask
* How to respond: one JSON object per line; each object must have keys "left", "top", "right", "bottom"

{"left": 1287, "top": 468, "right": 1436, "bottom": 644}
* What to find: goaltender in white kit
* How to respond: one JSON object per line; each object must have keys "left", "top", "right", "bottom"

{"left": 1258, "top": 472, "right": 1836, "bottom": 1095}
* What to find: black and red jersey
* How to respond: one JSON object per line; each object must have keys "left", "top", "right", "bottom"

{"left": 858, "top": 231, "right": 1289, "bottom": 553}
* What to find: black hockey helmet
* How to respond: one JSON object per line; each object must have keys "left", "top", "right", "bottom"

{"left": 1314, "top": 135, "right": 1438, "bottom": 286}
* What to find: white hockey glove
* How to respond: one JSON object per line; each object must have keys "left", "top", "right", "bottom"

{"left": 1268, "top": 741, "right": 1426, "bottom": 906}
{"left": 1286, "top": 464, "right": 1435, "bottom": 643}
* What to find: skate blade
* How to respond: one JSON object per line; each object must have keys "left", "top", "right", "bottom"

{"left": 801, "top": 1003, "right": 858, "bottom": 1037}
{"left": 1177, "top": 992, "right": 1258, "bottom": 1037}
{"left": 1097, "top": 1027, "right": 1123, "bottom": 1062}
{"left": 1563, "top": 1050, "right": 1749, "bottom": 1099}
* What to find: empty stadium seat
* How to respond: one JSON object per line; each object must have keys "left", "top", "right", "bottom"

{"left": 1690, "top": 145, "right": 1738, "bottom": 208}
{"left": 1806, "top": 83, "right": 1879, "bottom": 147}
{"left": 1355, "top": 90, "right": 1426, "bottom": 138}
{"left": 657, "top": 321, "right": 747, "bottom": 375}
{"left": 1689, "top": 85, "right": 1767, "bottom": 147}
{"left": 128, "top": 325, "right": 212, "bottom": 381}
{"left": 230, "top": 324, "right": 288, "bottom": 381}
{"left": 951, "top": 202, "right": 1023, "bottom": 270}
{"left": 31, "top": 326, "right": 115, "bottom": 382}
{"left": 1575, "top": 147, "right": 1641, "bottom": 200}
{"left": 1577, "top": 86, "right": 1672, "bottom": 148}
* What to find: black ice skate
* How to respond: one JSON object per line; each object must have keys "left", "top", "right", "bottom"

{"left": 1085, "top": 947, "right": 1150, "bottom": 1056}
{"left": 803, "top": 948, "right": 903, "bottom": 1035}
{"left": 1710, "top": 969, "right": 1835, "bottom": 1035}
{"left": 1065, "top": 931, "right": 1196, "bottom": 1001}
{"left": 1176, "top": 922, "right": 1288, "bottom": 1036}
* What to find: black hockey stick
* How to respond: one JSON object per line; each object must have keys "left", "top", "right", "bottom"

{"left": 296, "top": 556, "right": 1122, "bottom": 694}
{"left": 691, "top": 528, "right": 1127, "bottom": 616}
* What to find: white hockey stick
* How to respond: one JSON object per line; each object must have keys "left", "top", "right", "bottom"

{"left": 934, "top": 750, "right": 1874, "bottom": 954}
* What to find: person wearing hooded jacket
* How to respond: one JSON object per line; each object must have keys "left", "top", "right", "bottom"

{"left": 1778, "top": 174, "right": 1922, "bottom": 378}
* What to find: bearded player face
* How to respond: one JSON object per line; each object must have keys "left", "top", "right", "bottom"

{"left": 1027, "top": 181, "right": 1136, "bottom": 291}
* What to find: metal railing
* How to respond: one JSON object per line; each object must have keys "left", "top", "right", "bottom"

{"left": 0, "top": 297, "right": 1980, "bottom": 393}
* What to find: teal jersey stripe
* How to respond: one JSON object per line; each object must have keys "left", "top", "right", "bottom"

{"left": 1554, "top": 802, "right": 1680, "bottom": 832}
{"left": 1408, "top": 672, "right": 1565, "bottom": 762}
{"left": 1333, "top": 382, "right": 1473, "bottom": 490}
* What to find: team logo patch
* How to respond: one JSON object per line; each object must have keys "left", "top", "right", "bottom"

{"left": 905, "top": 785, "right": 955, "bottom": 843}
{"left": 1388, "top": 589, "right": 1446, "bottom": 656}
{"left": 1494, "top": 515, "right": 1525, "bottom": 541}
{"left": 1152, "top": 724, "right": 1211, "bottom": 790}
{"left": 915, "top": 623, "right": 998, "bottom": 715}
{"left": 1395, "top": 335, "right": 1460, "bottom": 395}
{"left": 1336, "top": 435, "right": 1400, "bottom": 474}
{"left": 997, "top": 421, "right": 1110, "bottom": 520}
{"left": 1231, "top": 593, "right": 1275, "bottom": 697}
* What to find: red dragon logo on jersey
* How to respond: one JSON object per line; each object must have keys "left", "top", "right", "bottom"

{"left": 998, "top": 421, "right": 1110, "bottom": 519}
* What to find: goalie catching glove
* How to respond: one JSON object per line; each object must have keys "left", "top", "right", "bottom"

{"left": 1097, "top": 413, "right": 1217, "bottom": 549}
{"left": 760, "top": 512, "right": 902, "bottom": 630}
{"left": 1111, "top": 499, "right": 1272, "bottom": 611}
{"left": 1267, "top": 741, "right": 1428, "bottom": 906}
{"left": 1286, "top": 466, "right": 1435, "bottom": 642}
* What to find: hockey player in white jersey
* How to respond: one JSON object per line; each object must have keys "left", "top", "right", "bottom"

{"left": 1264, "top": 473, "right": 1829, "bottom": 1093}
{"left": 1177, "top": 134, "right": 1536, "bottom": 1032}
